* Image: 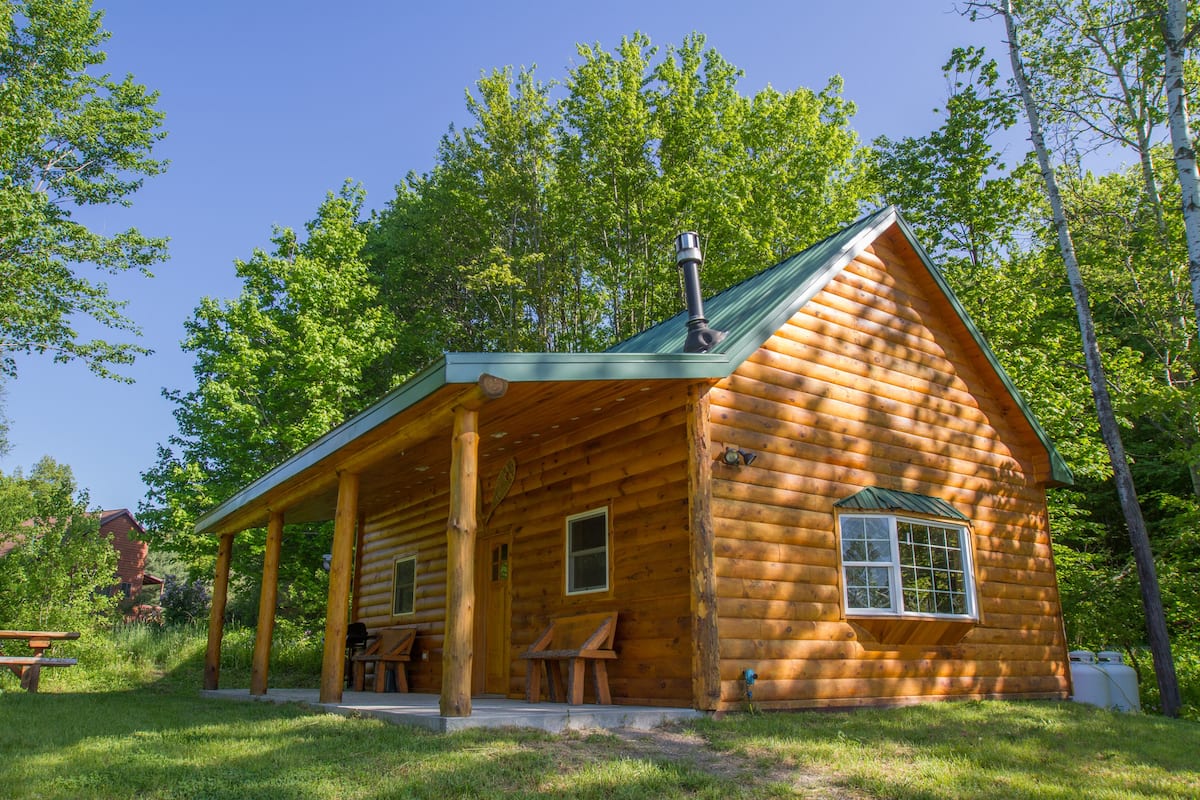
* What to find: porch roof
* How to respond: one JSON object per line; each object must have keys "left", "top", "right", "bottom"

{"left": 193, "top": 353, "right": 726, "bottom": 535}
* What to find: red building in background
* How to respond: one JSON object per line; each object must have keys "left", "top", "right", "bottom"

{"left": 99, "top": 509, "right": 162, "bottom": 601}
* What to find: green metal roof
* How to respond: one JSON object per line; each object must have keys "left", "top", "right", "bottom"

{"left": 610, "top": 205, "right": 1072, "bottom": 485}
{"left": 834, "top": 487, "right": 968, "bottom": 522}
{"left": 195, "top": 206, "right": 1073, "bottom": 534}
{"left": 610, "top": 206, "right": 896, "bottom": 364}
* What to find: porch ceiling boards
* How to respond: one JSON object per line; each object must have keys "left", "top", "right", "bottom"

{"left": 202, "top": 378, "right": 692, "bottom": 533}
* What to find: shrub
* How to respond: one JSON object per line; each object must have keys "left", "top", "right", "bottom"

{"left": 160, "top": 575, "right": 210, "bottom": 625}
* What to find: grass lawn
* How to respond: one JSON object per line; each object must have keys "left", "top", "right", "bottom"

{"left": 2, "top": 626, "right": 1197, "bottom": 799}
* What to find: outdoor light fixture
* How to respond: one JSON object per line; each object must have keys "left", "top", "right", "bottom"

{"left": 721, "top": 446, "right": 757, "bottom": 466}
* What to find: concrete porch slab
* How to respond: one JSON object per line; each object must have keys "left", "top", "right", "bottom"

{"left": 201, "top": 688, "right": 705, "bottom": 733}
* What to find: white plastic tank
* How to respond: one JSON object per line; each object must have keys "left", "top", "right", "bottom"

{"left": 1068, "top": 650, "right": 1110, "bottom": 709}
{"left": 1096, "top": 650, "right": 1141, "bottom": 712}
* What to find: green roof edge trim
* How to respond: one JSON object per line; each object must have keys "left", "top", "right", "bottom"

{"left": 889, "top": 214, "right": 1074, "bottom": 486}
{"left": 834, "top": 486, "right": 969, "bottom": 522}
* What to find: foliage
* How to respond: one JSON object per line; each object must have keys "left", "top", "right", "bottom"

{"left": 369, "top": 32, "right": 875, "bottom": 366}
{"left": 874, "top": 46, "right": 1024, "bottom": 271}
{"left": 0, "top": 0, "right": 167, "bottom": 380}
{"left": 140, "top": 183, "right": 386, "bottom": 622}
{"left": 158, "top": 574, "right": 209, "bottom": 626}
{"left": 0, "top": 457, "right": 117, "bottom": 633}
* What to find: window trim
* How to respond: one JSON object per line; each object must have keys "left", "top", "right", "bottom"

{"left": 837, "top": 512, "right": 977, "bottom": 621}
{"left": 391, "top": 554, "right": 417, "bottom": 617}
{"left": 564, "top": 507, "right": 610, "bottom": 596}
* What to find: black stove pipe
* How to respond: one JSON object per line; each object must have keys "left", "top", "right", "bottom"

{"left": 674, "top": 231, "right": 726, "bottom": 353}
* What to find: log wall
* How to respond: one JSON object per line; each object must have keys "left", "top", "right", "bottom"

{"left": 355, "top": 384, "right": 694, "bottom": 706}
{"left": 710, "top": 240, "right": 1070, "bottom": 710}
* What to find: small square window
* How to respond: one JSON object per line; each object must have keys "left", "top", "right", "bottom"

{"left": 566, "top": 508, "right": 609, "bottom": 595}
{"left": 392, "top": 556, "right": 416, "bottom": 616}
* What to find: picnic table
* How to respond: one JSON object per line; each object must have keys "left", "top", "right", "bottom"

{"left": 0, "top": 630, "right": 80, "bottom": 692}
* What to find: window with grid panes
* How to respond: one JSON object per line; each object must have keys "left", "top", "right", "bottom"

{"left": 839, "top": 514, "right": 975, "bottom": 618}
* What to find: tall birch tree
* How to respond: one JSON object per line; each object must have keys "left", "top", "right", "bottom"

{"left": 992, "top": 0, "right": 1182, "bottom": 717}
{"left": 1161, "top": 0, "right": 1200, "bottom": 336}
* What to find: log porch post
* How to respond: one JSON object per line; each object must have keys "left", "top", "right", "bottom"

{"left": 688, "top": 385, "right": 721, "bottom": 711}
{"left": 319, "top": 470, "right": 359, "bottom": 703}
{"left": 250, "top": 510, "right": 284, "bottom": 695}
{"left": 204, "top": 532, "right": 234, "bottom": 690}
{"left": 441, "top": 406, "right": 479, "bottom": 717}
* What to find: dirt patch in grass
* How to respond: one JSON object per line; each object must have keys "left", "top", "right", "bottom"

{"left": 588, "top": 725, "right": 866, "bottom": 798}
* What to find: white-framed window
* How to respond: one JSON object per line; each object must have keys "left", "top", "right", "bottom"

{"left": 392, "top": 555, "right": 416, "bottom": 616}
{"left": 839, "top": 514, "right": 976, "bottom": 618}
{"left": 565, "top": 507, "right": 609, "bottom": 595}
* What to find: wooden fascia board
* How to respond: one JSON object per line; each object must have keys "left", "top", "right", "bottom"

{"left": 444, "top": 351, "right": 730, "bottom": 383}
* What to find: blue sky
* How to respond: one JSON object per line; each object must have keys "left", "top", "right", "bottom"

{"left": 3, "top": 1, "right": 1012, "bottom": 514}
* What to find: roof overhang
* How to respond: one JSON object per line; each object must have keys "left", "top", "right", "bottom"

{"left": 194, "top": 352, "right": 729, "bottom": 535}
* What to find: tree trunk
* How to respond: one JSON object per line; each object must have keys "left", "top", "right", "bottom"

{"left": 1164, "top": 0, "right": 1200, "bottom": 339}
{"left": 1002, "top": 0, "right": 1182, "bottom": 718}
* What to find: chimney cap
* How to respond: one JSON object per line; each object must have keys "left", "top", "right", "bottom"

{"left": 674, "top": 231, "right": 702, "bottom": 266}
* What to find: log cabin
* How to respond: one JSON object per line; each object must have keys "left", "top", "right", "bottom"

{"left": 196, "top": 206, "right": 1074, "bottom": 714}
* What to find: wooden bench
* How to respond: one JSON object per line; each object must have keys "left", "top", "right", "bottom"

{"left": 519, "top": 612, "right": 617, "bottom": 705}
{"left": 351, "top": 626, "right": 416, "bottom": 692}
{"left": 0, "top": 630, "right": 80, "bottom": 692}
{"left": 0, "top": 656, "right": 79, "bottom": 692}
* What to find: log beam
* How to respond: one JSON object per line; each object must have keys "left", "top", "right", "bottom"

{"left": 319, "top": 471, "right": 359, "bottom": 703}
{"left": 204, "top": 533, "right": 234, "bottom": 690}
{"left": 250, "top": 510, "right": 284, "bottom": 695}
{"left": 688, "top": 385, "right": 721, "bottom": 711}
{"left": 441, "top": 406, "right": 479, "bottom": 717}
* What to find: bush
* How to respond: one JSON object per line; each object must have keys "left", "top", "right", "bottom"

{"left": 160, "top": 575, "right": 210, "bottom": 625}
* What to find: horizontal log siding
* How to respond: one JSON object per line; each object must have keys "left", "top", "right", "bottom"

{"left": 710, "top": 247, "right": 1069, "bottom": 711}
{"left": 494, "top": 385, "right": 692, "bottom": 707}
{"left": 356, "top": 385, "right": 693, "bottom": 705}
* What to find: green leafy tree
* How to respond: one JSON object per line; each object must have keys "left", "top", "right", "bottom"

{"left": 0, "top": 0, "right": 167, "bottom": 380}
{"left": 370, "top": 66, "right": 568, "bottom": 369}
{"left": 0, "top": 457, "right": 117, "bottom": 633}
{"left": 370, "top": 32, "right": 874, "bottom": 367}
{"left": 874, "top": 47, "right": 1026, "bottom": 271}
{"left": 141, "top": 184, "right": 391, "bottom": 622}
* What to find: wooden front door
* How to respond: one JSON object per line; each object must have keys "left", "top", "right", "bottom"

{"left": 473, "top": 529, "right": 512, "bottom": 695}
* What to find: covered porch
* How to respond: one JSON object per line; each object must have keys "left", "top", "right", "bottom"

{"left": 201, "top": 688, "right": 704, "bottom": 734}
{"left": 194, "top": 353, "right": 725, "bottom": 718}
